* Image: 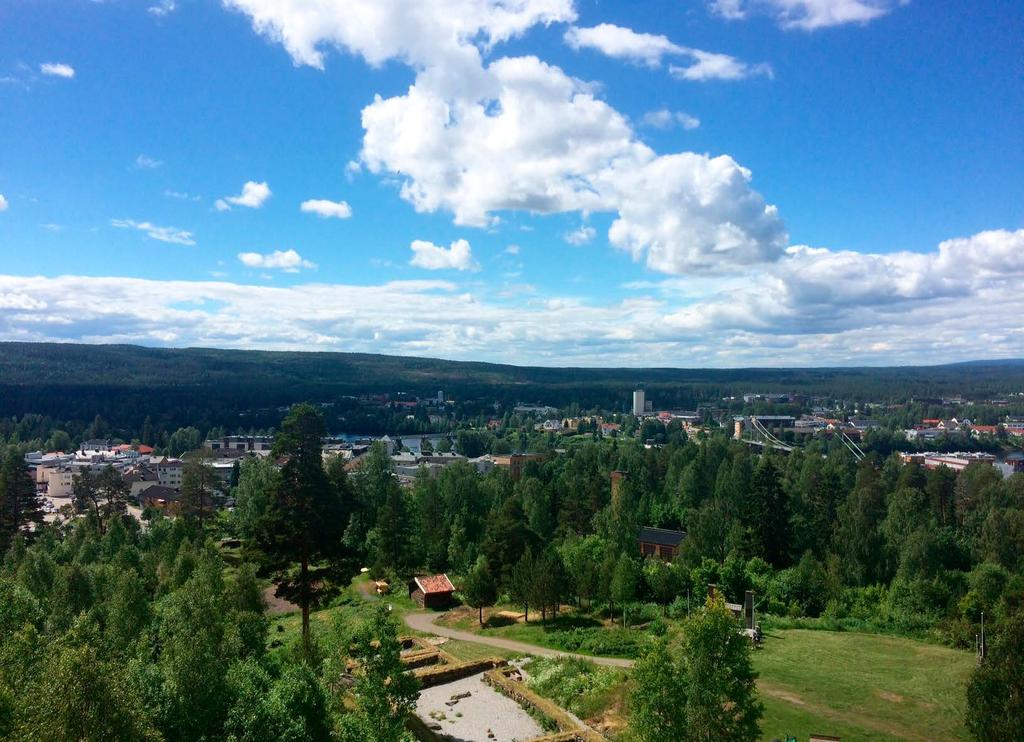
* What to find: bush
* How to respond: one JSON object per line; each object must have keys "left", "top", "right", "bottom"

{"left": 545, "top": 627, "right": 644, "bottom": 658}
{"left": 525, "top": 657, "right": 623, "bottom": 719}
{"left": 648, "top": 617, "right": 668, "bottom": 636}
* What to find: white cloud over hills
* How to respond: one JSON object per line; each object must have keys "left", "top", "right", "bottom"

{"left": 1, "top": 229, "right": 1021, "bottom": 366}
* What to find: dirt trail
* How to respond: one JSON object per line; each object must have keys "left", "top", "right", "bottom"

{"left": 402, "top": 611, "right": 635, "bottom": 668}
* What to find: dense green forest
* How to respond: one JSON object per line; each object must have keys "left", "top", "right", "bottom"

{"left": 2, "top": 403, "right": 1023, "bottom": 739}
{"left": 2, "top": 342, "right": 1023, "bottom": 436}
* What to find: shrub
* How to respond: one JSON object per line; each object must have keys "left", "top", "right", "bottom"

{"left": 525, "top": 657, "right": 623, "bottom": 719}
{"left": 545, "top": 627, "right": 644, "bottom": 658}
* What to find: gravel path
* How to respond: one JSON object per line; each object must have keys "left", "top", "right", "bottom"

{"left": 403, "top": 612, "right": 635, "bottom": 668}
{"left": 415, "top": 671, "right": 545, "bottom": 742}
{"left": 263, "top": 585, "right": 300, "bottom": 615}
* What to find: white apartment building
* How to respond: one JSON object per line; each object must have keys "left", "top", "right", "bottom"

{"left": 632, "top": 389, "right": 646, "bottom": 416}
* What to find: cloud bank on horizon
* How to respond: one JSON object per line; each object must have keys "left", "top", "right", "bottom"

{"left": 2, "top": 228, "right": 1021, "bottom": 366}
{"left": 1, "top": 0, "right": 1020, "bottom": 366}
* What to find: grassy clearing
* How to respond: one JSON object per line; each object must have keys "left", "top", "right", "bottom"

{"left": 754, "top": 629, "right": 974, "bottom": 741}
{"left": 512, "top": 628, "right": 974, "bottom": 742}
{"left": 267, "top": 574, "right": 422, "bottom": 657}
{"left": 440, "top": 639, "right": 520, "bottom": 662}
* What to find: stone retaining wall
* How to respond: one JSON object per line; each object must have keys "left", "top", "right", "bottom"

{"left": 413, "top": 657, "right": 507, "bottom": 688}
{"left": 483, "top": 667, "right": 605, "bottom": 742}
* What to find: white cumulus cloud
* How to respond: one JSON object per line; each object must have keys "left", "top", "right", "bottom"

{"left": 40, "top": 62, "right": 75, "bottom": 78}
{"left": 564, "top": 225, "right": 596, "bottom": 245}
{"left": 641, "top": 109, "right": 701, "bottom": 130}
{"left": 361, "top": 54, "right": 784, "bottom": 272}
{"left": 227, "top": 3, "right": 784, "bottom": 274}
{"left": 215, "top": 181, "right": 271, "bottom": 211}
{"left": 409, "top": 239, "right": 480, "bottom": 271}
{"left": 564, "top": 23, "right": 684, "bottom": 67}
{"left": 223, "top": 0, "right": 575, "bottom": 70}
{"left": 237, "top": 249, "right": 316, "bottom": 272}
{"left": 0, "top": 194, "right": 8, "bottom": 212}
{"left": 110, "top": 218, "right": 195, "bottom": 246}
{"left": 300, "top": 198, "right": 352, "bottom": 219}
{"left": 710, "top": 0, "right": 898, "bottom": 30}
{"left": 148, "top": 0, "right": 177, "bottom": 17}
{"left": 669, "top": 51, "right": 772, "bottom": 82}
{"left": 564, "top": 23, "right": 770, "bottom": 81}
{"left": 135, "top": 154, "right": 163, "bottom": 169}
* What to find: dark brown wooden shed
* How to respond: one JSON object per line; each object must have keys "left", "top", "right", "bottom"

{"left": 409, "top": 574, "right": 455, "bottom": 609}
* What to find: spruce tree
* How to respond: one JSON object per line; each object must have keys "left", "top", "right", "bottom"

{"left": 462, "top": 556, "right": 498, "bottom": 624}
{"left": 257, "top": 404, "right": 346, "bottom": 654}
{"left": 0, "top": 446, "right": 44, "bottom": 554}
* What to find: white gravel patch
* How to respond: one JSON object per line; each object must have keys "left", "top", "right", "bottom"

{"left": 416, "top": 671, "right": 545, "bottom": 742}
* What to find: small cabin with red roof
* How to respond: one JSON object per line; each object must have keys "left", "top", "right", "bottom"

{"left": 408, "top": 574, "right": 455, "bottom": 609}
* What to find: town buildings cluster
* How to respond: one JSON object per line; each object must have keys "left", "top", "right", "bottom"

{"left": 20, "top": 387, "right": 1024, "bottom": 523}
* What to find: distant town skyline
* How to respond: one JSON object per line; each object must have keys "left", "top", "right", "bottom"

{"left": 1, "top": 0, "right": 1022, "bottom": 366}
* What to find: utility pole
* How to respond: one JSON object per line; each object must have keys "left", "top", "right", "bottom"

{"left": 980, "top": 611, "right": 987, "bottom": 660}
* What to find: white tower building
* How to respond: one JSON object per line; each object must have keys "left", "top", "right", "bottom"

{"left": 632, "top": 389, "right": 646, "bottom": 416}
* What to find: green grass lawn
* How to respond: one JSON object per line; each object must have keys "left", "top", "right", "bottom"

{"left": 267, "top": 574, "right": 424, "bottom": 656}
{"left": 440, "top": 639, "right": 520, "bottom": 662}
{"left": 754, "top": 629, "right": 974, "bottom": 741}
{"left": 516, "top": 626, "right": 975, "bottom": 741}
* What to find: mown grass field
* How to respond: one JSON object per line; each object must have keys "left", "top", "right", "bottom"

{"left": 754, "top": 629, "right": 974, "bottom": 741}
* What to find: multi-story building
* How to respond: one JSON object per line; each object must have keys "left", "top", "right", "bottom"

{"left": 156, "top": 458, "right": 184, "bottom": 490}
{"left": 632, "top": 389, "right": 646, "bottom": 416}
{"left": 204, "top": 435, "right": 273, "bottom": 454}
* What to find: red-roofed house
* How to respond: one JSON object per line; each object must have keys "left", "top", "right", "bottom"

{"left": 408, "top": 574, "right": 455, "bottom": 609}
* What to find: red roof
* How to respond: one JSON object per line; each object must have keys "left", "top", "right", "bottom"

{"left": 414, "top": 574, "right": 455, "bottom": 594}
{"left": 971, "top": 425, "right": 999, "bottom": 434}
{"left": 137, "top": 445, "right": 154, "bottom": 454}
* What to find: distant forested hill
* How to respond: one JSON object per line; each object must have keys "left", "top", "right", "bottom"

{"left": 0, "top": 341, "right": 1022, "bottom": 434}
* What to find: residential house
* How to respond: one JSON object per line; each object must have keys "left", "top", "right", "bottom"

{"left": 139, "top": 484, "right": 182, "bottom": 511}
{"left": 638, "top": 527, "right": 686, "bottom": 561}
{"left": 124, "top": 465, "right": 160, "bottom": 497}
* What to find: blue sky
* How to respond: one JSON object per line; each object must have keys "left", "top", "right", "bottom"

{"left": 0, "top": 0, "right": 1021, "bottom": 366}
